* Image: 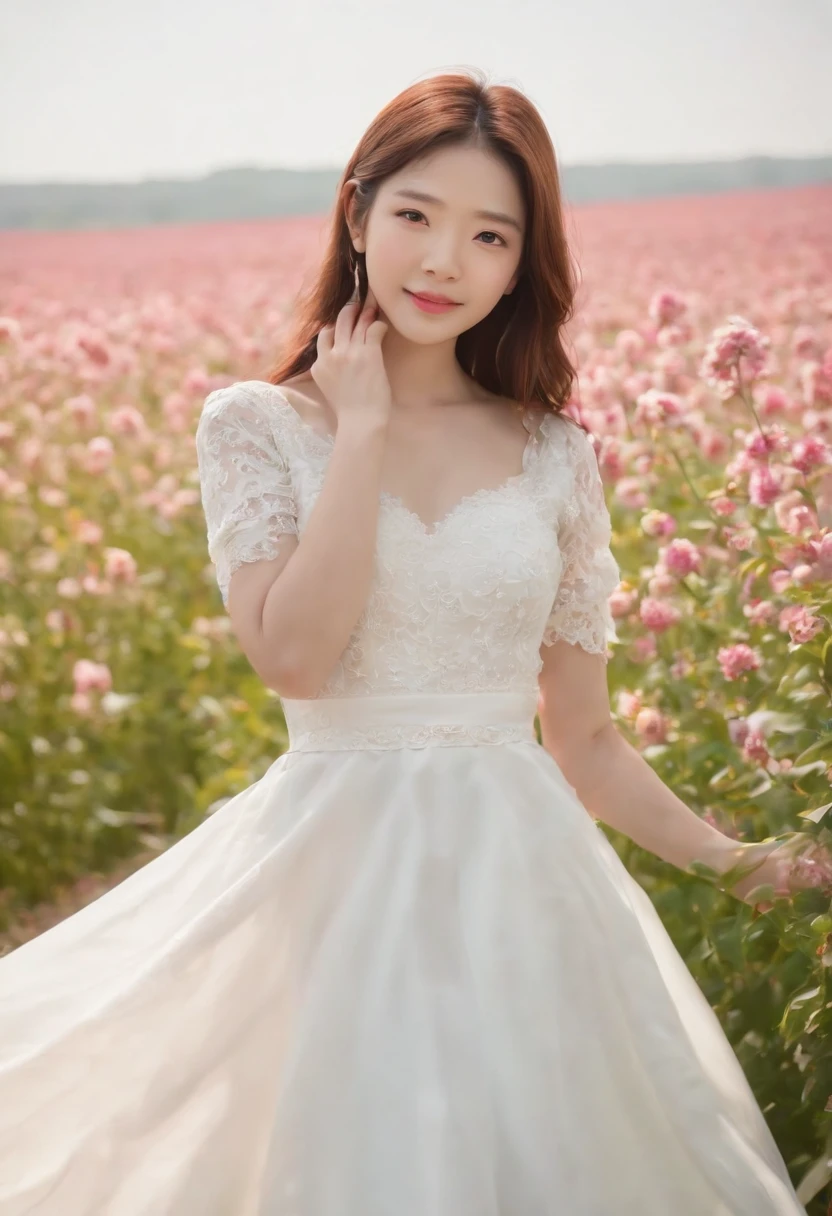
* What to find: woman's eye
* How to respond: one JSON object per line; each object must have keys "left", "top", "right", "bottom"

{"left": 396, "top": 210, "right": 505, "bottom": 247}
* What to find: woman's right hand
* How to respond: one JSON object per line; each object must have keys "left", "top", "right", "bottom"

{"left": 310, "top": 286, "right": 392, "bottom": 430}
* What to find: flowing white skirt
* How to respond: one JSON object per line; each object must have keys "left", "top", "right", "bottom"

{"left": 0, "top": 691, "right": 807, "bottom": 1215}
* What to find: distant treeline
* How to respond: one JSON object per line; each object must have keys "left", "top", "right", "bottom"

{"left": 1, "top": 156, "right": 830, "bottom": 231}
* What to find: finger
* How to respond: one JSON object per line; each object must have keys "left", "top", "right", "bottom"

{"left": 316, "top": 323, "right": 334, "bottom": 354}
{"left": 333, "top": 301, "right": 361, "bottom": 347}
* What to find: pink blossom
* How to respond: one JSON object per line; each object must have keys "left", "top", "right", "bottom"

{"left": 64, "top": 394, "right": 97, "bottom": 427}
{"left": 609, "top": 587, "right": 638, "bottom": 618}
{"left": 784, "top": 606, "right": 825, "bottom": 645}
{"left": 792, "top": 325, "right": 821, "bottom": 358}
{"left": 717, "top": 643, "right": 762, "bottom": 680}
{"left": 743, "top": 599, "right": 776, "bottom": 625}
{"left": 614, "top": 329, "right": 645, "bottom": 361}
{"left": 631, "top": 635, "right": 658, "bottom": 662}
{"left": 727, "top": 717, "right": 750, "bottom": 746}
{"left": 616, "top": 690, "right": 642, "bottom": 719}
{"left": 108, "top": 405, "right": 147, "bottom": 438}
{"left": 661, "top": 538, "right": 702, "bottom": 576}
{"left": 699, "top": 429, "right": 730, "bottom": 461}
{"left": 790, "top": 563, "right": 815, "bottom": 586}
{"left": 748, "top": 465, "right": 782, "bottom": 507}
{"left": 614, "top": 478, "right": 649, "bottom": 509}
{"left": 700, "top": 315, "right": 771, "bottom": 399}
{"left": 183, "top": 368, "right": 210, "bottom": 394}
{"left": 76, "top": 520, "right": 103, "bottom": 544}
{"left": 648, "top": 570, "right": 678, "bottom": 597}
{"left": 103, "top": 548, "right": 138, "bottom": 583}
{"left": 648, "top": 289, "right": 688, "bottom": 329}
{"left": 801, "top": 350, "right": 832, "bottom": 407}
{"left": 72, "top": 659, "right": 113, "bottom": 694}
{"left": 711, "top": 495, "right": 737, "bottom": 517}
{"left": 84, "top": 436, "right": 115, "bottom": 474}
{"left": 641, "top": 510, "right": 677, "bottom": 538}
{"left": 635, "top": 707, "right": 669, "bottom": 744}
{"left": 0, "top": 316, "right": 22, "bottom": 344}
{"left": 725, "top": 528, "right": 757, "bottom": 552}
{"left": 755, "top": 386, "right": 790, "bottom": 416}
{"left": 76, "top": 330, "right": 112, "bottom": 367}
{"left": 769, "top": 569, "right": 792, "bottom": 594}
{"left": 639, "top": 597, "right": 682, "bottom": 632}
{"left": 744, "top": 424, "right": 789, "bottom": 460}
{"left": 742, "top": 728, "right": 770, "bottom": 765}
{"left": 634, "top": 389, "right": 685, "bottom": 426}
{"left": 790, "top": 435, "right": 830, "bottom": 473}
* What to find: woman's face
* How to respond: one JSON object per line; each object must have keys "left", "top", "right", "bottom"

{"left": 350, "top": 143, "right": 526, "bottom": 344}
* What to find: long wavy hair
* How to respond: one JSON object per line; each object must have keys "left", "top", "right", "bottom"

{"left": 267, "top": 67, "right": 581, "bottom": 420}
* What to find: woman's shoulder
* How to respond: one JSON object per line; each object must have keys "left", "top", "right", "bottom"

{"left": 200, "top": 377, "right": 286, "bottom": 422}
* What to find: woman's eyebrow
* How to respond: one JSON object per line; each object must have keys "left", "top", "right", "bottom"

{"left": 391, "top": 188, "right": 523, "bottom": 234}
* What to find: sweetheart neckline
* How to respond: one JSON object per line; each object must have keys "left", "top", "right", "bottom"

{"left": 268, "top": 385, "right": 550, "bottom": 539}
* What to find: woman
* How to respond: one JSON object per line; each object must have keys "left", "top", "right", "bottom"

{"left": 0, "top": 67, "right": 822, "bottom": 1214}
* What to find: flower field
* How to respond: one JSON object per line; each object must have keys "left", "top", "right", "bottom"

{"left": 0, "top": 184, "right": 831, "bottom": 1205}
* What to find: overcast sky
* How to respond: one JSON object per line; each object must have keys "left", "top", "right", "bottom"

{"left": 1, "top": 0, "right": 830, "bottom": 183}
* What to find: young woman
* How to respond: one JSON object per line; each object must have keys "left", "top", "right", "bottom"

{"left": 0, "top": 68, "right": 823, "bottom": 1215}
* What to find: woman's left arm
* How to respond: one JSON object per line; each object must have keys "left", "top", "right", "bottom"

{"left": 537, "top": 638, "right": 813, "bottom": 903}
{"left": 537, "top": 638, "right": 735, "bottom": 870}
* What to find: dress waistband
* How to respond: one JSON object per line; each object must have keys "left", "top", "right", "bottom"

{"left": 280, "top": 690, "right": 541, "bottom": 753}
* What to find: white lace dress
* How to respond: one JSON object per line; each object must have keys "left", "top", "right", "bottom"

{"left": 0, "top": 379, "right": 806, "bottom": 1215}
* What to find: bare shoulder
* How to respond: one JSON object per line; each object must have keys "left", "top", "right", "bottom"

{"left": 273, "top": 373, "right": 337, "bottom": 436}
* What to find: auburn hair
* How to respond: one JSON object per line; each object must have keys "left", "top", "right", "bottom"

{"left": 267, "top": 67, "right": 581, "bottom": 421}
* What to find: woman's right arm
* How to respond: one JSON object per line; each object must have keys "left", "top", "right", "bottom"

{"left": 233, "top": 288, "right": 392, "bottom": 698}
{"left": 252, "top": 413, "right": 389, "bottom": 697}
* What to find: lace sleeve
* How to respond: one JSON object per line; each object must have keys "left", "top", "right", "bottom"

{"left": 542, "top": 424, "right": 620, "bottom": 659}
{"left": 195, "top": 382, "right": 298, "bottom": 609}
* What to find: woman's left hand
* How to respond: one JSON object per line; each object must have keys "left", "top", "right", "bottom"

{"left": 727, "top": 832, "right": 832, "bottom": 910}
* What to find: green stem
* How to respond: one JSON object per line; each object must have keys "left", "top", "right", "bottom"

{"left": 735, "top": 369, "right": 766, "bottom": 439}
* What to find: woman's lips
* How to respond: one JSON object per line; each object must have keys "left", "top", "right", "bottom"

{"left": 404, "top": 290, "right": 461, "bottom": 314}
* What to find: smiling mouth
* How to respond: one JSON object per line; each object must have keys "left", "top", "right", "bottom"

{"left": 404, "top": 290, "right": 462, "bottom": 309}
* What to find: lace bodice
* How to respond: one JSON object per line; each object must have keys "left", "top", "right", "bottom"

{"left": 195, "top": 380, "right": 620, "bottom": 702}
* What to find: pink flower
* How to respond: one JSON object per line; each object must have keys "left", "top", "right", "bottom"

{"left": 609, "top": 587, "right": 638, "bottom": 618}
{"left": 648, "top": 289, "right": 688, "bottom": 329}
{"left": 742, "top": 728, "right": 770, "bottom": 765}
{"left": 728, "top": 718, "right": 750, "bottom": 746}
{"left": 72, "top": 659, "right": 113, "bottom": 694}
{"left": 700, "top": 315, "right": 771, "bottom": 399}
{"left": 64, "top": 393, "right": 97, "bottom": 427}
{"left": 614, "top": 478, "right": 649, "bottom": 509}
{"left": 790, "top": 436, "right": 830, "bottom": 473}
{"left": 616, "top": 690, "right": 642, "bottom": 719}
{"left": 108, "top": 405, "right": 147, "bottom": 438}
{"left": 755, "top": 386, "right": 790, "bottom": 416}
{"left": 769, "top": 568, "right": 792, "bottom": 594}
{"left": 103, "top": 548, "right": 138, "bottom": 584}
{"left": 744, "top": 425, "right": 789, "bottom": 460}
{"left": 641, "top": 510, "right": 677, "bottom": 538}
{"left": 711, "top": 495, "right": 737, "bottom": 517}
{"left": 84, "top": 436, "right": 115, "bottom": 474}
{"left": 661, "top": 538, "right": 702, "bottom": 576}
{"left": 743, "top": 599, "right": 776, "bottom": 625}
{"left": 801, "top": 350, "right": 832, "bottom": 407}
{"left": 615, "top": 329, "right": 645, "bottom": 361}
{"left": 748, "top": 465, "right": 782, "bottom": 507}
{"left": 639, "top": 597, "right": 682, "bottom": 632}
{"left": 717, "top": 643, "right": 762, "bottom": 680}
{"left": 785, "top": 606, "right": 824, "bottom": 645}
{"left": 635, "top": 707, "right": 669, "bottom": 744}
{"left": 634, "top": 389, "right": 685, "bottom": 426}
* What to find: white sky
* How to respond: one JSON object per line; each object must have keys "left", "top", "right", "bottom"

{"left": 1, "top": 0, "right": 830, "bottom": 183}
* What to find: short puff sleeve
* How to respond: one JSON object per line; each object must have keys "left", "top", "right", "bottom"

{"left": 195, "top": 382, "right": 298, "bottom": 609}
{"left": 542, "top": 424, "right": 620, "bottom": 659}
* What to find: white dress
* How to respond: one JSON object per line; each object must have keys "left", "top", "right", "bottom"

{"left": 0, "top": 379, "right": 807, "bottom": 1215}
